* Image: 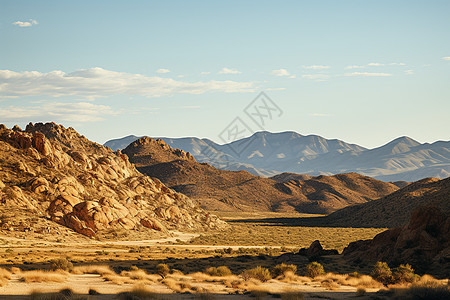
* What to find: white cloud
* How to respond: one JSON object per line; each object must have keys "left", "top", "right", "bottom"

{"left": 346, "top": 62, "right": 405, "bottom": 69}
{"left": 0, "top": 102, "right": 115, "bottom": 122}
{"left": 156, "top": 68, "right": 170, "bottom": 73}
{"left": 271, "top": 69, "right": 291, "bottom": 77}
{"left": 345, "top": 65, "right": 365, "bottom": 69}
{"left": 311, "top": 113, "right": 332, "bottom": 117}
{"left": 345, "top": 72, "right": 392, "bottom": 77}
{"left": 266, "top": 87, "right": 286, "bottom": 91}
{"left": 12, "top": 19, "right": 38, "bottom": 27}
{"left": 200, "top": 71, "right": 211, "bottom": 75}
{"left": 302, "top": 65, "right": 330, "bottom": 70}
{"left": 302, "top": 74, "right": 330, "bottom": 80}
{"left": 442, "top": 57, "right": 450, "bottom": 61}
{"left": 218, "top": 67, "right": 242, "bottom": 74}
{"left": 405, "top": 70, "right": 414, "bottom": 75}
{"left": 0, "top": 67, "right": 254, "bottom": 98}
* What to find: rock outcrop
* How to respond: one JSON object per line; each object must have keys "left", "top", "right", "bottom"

{"left": 298, "top": 240, "right": 339, "bottom": 258}
{"left": 343, "top": 206, "right": 450, "bottom": 277}
{"left": 0, "top": 122, "right": 225, "bottom": 239}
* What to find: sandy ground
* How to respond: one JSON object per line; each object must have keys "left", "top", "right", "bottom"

{"left": 0, "top": 272, "right": 379, "bottom": 299}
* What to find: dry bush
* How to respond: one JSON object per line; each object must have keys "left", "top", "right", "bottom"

{"left": 204, "top": 266, "right": 232, "bottom": 277}
{"left": 162, "top": 278, "right": 193, "bottom": 293}
{"left": 276, "top": 271, "right": 311, "bottom": 284}
{"left": 49, "top": 257, "right": 73, "bottom": 272}
{"left": 72, "top": 265, "right": 115, "bottom": 276}
{"left": 371, "top": 261, "right": 392, "bottom": 285}
{"left": 392, "top": 264, "right": 419, "bottom": 284}
{"left": 103, "top": 273, "right": 135, "bottom": 285}
{"left": 156, "top": 263, "right": 170, "bottom": 279}
{"left": 241, "top": 266, "right": 272, "bottom": 282}
{"left": 118, "top": 284, "right": 158, "bottom": 299}
{"left": 120, "top": 268, "right": 155, "bottom": 282}
{"left": 305, "top": 262, "right": 325, "bottom": 278}
{"left": 393, "top": 280, "right": 450, "bottom": 299}
{"left": 315, "top": 272, "right": 382, "bottom": 289}
{"left": 0, "top": 268, "right": 11, "bottom": 286}
{"left": 271, "top": 263, "right": 297, "bottom": 278}
{"left": 320, "top": 278, "right": 340, "bottom": 290}
{"left": 19, "top": 270, "right": 68, "bottom": 283}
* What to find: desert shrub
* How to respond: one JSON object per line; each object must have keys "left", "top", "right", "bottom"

{"left": 72, "top": 265, "right": 115, "bottom": 276}
{"left": 392, "top": 264, "right": 418, "bottom": 283}
{"left": 49, "top": 257, "right": 73, "bottom": 272}
{"left": 156, "top": 263, "right": 170, "bottom": 278}
{"left": 19, "top": 270, "right": 67, "bottom": 283}
{"left": 204, "top": 266, "right": 232, "bottom": 277}
{"left": 371, "top": 261, "right": 392, "bottom": 285}
{"left": 394, "top": 280, "right": 450, "bottom": 299}
{"left": 272, "top": 263, "right": 297, "bottom": 278}
{"left": 241, "top": 266, "right": 272, "bottom": 282}
{"left": 305, "top": 262, "right": 325, "bottom": 278}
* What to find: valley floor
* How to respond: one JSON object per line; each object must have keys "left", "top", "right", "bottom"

{"left": 0, "top": 212, "right": 446, "bottom": 299}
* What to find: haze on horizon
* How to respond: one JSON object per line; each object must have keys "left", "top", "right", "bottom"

{"left": 1, "top": 0, "right": 449, "bottom": 148}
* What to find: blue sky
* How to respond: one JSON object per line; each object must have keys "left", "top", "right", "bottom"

{"left": 1, "top": 0, "right": 449, "bottom": 148}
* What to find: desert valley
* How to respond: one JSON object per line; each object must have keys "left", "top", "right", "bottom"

{"left": 0, "top": 122, "right": 448, "bottom": 299}
{"left": 2, "top": 1, "right": 450, "bottom": 299}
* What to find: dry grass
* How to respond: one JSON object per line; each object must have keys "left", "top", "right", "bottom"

{"left": 190, "top": 221, "right": 386, "bottom": 252}
{"left": 315, "top": 272, "right": 383, "bottom": 289}
{"left": 162, "top": 277, "right": 194, "bottom": 293}
{"left": 71, "top": 264, "right": 115, "bottom": 276}
{"left": 19, "top": 270, "right": 68, "bottom": 283}
{"left": 0, "top": 267, "right": 12, "bottom": 286}
{"left": 118, "top": 284, "right": 159, "bottom": 299}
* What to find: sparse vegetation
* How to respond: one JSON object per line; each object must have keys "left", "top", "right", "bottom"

{"left": 371, "top": 261, "right": 392, "bottom": 285}
{"left": 19, "top": 270, "right": 68, "bottom": 283}
{"left": 242, "top": 266, "right": 272, "bottom": 282}
{"left": 271, "top": 263, "right": 297, "bottom": 278}
{"left": 305, "top": 262, "right": 325, "bottom": 278}
{"left": 392, "top": 264, "right": 419, "bottom": 283}
{"left": 156, "top": 263, "right": 170, "bottom": 278}
{"left": 204, "top": 266, "right": 232, "bottom": 277}
{"left": 49, "top": 257, "right": 73, "bottom": 272}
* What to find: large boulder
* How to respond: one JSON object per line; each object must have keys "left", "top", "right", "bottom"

{"left": 343, "top": 206, "right": 450, "bottom": 277}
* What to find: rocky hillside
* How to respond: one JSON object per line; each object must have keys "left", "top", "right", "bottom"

{"left": 0, "top": 123, "right": 225, "bottom": 239}
{"left": 122, "top": 137, "right": 399, "bottom": 214}
{"left": 325, "top": 177, "right": 450, "bottom": 228}
{"left": 343, "top": 206, "right": 450, "bottom": 277}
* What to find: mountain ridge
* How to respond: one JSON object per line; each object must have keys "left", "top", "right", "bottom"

{"left": 105, "top": 131, "right": 450, "bottom": 182}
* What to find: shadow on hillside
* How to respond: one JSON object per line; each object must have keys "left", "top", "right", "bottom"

{"left": 225, "top": 216, "right": 385, "bottom": 228}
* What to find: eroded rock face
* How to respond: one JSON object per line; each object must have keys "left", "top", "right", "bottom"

{"left": 0, "top": 122, "right": 226, "bottom": 238}
{"left": 343, "top": 206, "right": 450, "bottom": 277}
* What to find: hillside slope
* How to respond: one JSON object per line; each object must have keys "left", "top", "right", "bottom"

{"left": 0, "top": 123, "right": 225, "bottom": 240}
{"left": 122, "top": 137, "right": 398, "bottom": 214}
{"left": 326, "top": 177, "right": 450, "bottom": 228}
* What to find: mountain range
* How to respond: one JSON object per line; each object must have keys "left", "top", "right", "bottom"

{"left": 121, "top": 136, "right": 399, "bottom": 214}
{"left": 105, "top": 131, "right": 450, "bottom": 182}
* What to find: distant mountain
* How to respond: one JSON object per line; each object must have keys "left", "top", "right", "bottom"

{"left": 122, "top": 136, "right": 399, "bottom": 214}
{"left": 325, "top": 177, "right": 450, "bottom": 228}
{"left": 105, "top": 131, "right": 450, "bottom": 182}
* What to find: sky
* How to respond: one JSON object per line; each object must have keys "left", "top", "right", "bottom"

{"left": 1, "top": 0, "right": 449, "bottom": 148}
